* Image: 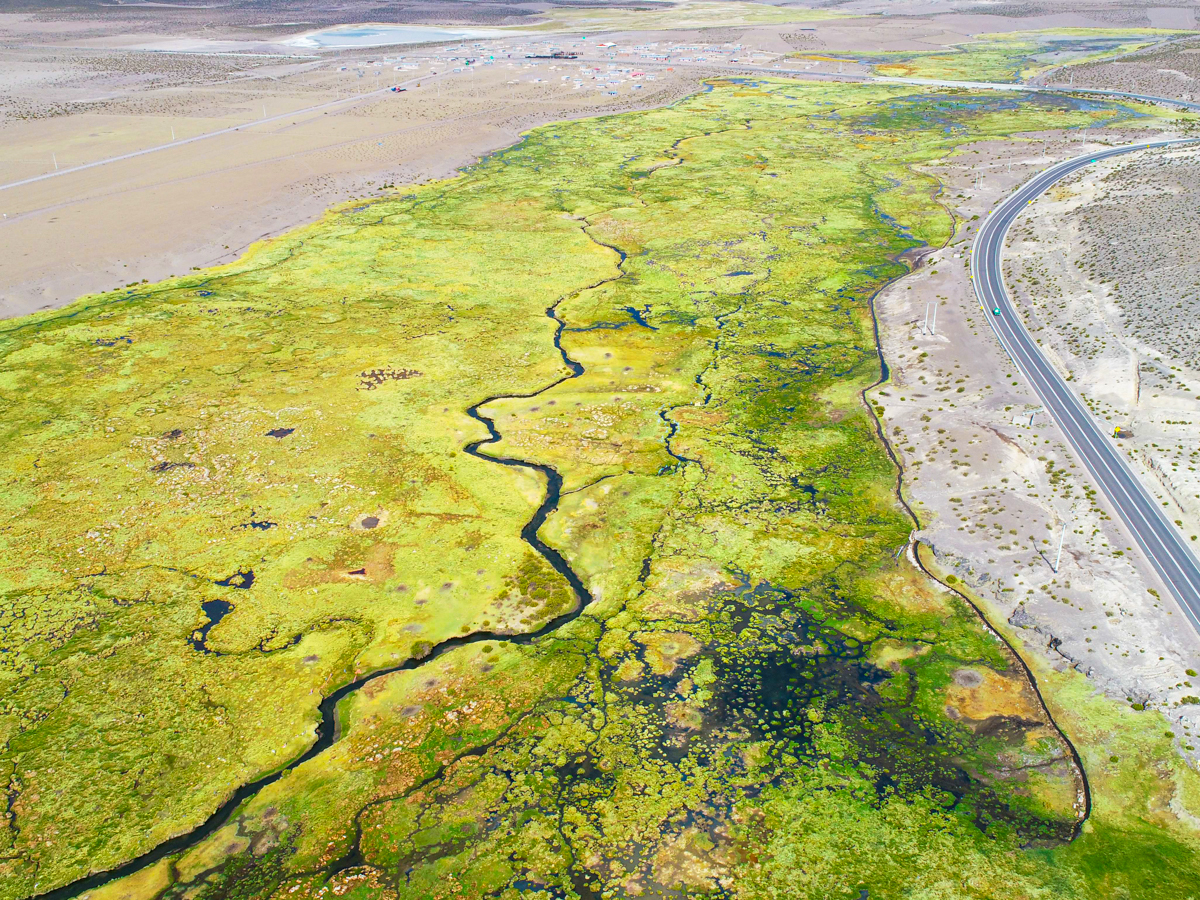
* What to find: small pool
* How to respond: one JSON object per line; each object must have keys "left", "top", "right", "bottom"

{"left": 287, "top": 24, "right": 504, "bottom": 49}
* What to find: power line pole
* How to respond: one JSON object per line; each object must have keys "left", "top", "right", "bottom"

{"left": 1053, "top": 516, "right": 1070, "bottom": 573}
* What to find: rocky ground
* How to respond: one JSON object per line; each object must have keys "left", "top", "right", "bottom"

{"left": 872, "top": 124, "right": 1200, "bottom": 763}
{"left": 1004, "top": 142, "right": 1200, "bottom": 540}
{"left": 1038, "top": 34, "right": 1200, "bottom": 103}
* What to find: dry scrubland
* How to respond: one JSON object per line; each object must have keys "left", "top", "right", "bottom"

{"left": 1003, "top": 144, "right": 1200, "bottom": 532}
{"left": 0, "top": 47, "right": 292, "bottom": 123}
{"left": 5, "top": 5, "right": 1191, "bottom": 319}
{"left": 4, "top": 7, "right": 1186, "bottom": 318}
{"left": 1033, "top": 144, "right": 1200, "bottom": 368}
{"left": 877, "top": 122, "right": 1200, "bottom": 744}
{"left": 1043, "top": 34, "right": 1200, "bottom": 101}
{"left": 0, "top": 26, "right": 705, "bottom": 318}
{"left": 5, "top": 80, "right": 1200, "bottom": 900}
{"left": 1002, "top": 141, "right": 1200, "bottom": 610}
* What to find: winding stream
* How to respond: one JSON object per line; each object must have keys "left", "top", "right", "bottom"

{"left": 31, "top": 163, "right": 1093, "bottom": 899}
{"left": 35, "top": 285, "right": 611, "bottom": 900}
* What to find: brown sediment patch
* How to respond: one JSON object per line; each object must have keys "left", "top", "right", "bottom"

{"left": 615, "top": 657, "right": 645, "bottom": 682}
{"left": 868, "top": 637, "right": 931, "bottom": 672}
{"left": 283, "top": 542, "right": 396, "bottom": 588}
{"left": 636, "top": 630, "right": 702, "bottom": 677}
{"left": 945, "top": 665, "right": 1046, "bottom": 725}
{"left": 869, "top": 566, "right": 951, "bottom": 616}
{"left": 650, "top": 827, "right": 730, "bottom": 893}
{"left": 670, "top": 406, "right": 729, "bottom": 428}
{"left": 357, "top": 367, "right": 422, "bottom": 390}
{"left": 636, "top": 558, "right": 737, "bottom": 621}
{"left": 664, "top": 699, "right": 704, "bottom": 732}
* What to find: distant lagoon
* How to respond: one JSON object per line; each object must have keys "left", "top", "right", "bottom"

{"left": 286, "top": 24, "right": 507, "bottom": 49}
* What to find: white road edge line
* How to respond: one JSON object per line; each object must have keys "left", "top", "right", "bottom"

{"left": 970, "top": 137, "right": 1200, "bottom": 635}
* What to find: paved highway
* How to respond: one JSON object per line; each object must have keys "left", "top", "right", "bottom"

{"left": 875, "top": 75, "right": 1200, "bottom": 112}
{"left": 971, "top": 138, "right": 1200, "bottom": 634}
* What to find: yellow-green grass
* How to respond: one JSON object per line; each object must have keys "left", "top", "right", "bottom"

{"left": 521, "top": 0, "right": 842, "bottom": 34}
{"left": 1, "top": 79, "right": 1195, "bottom": 900}
{"left": 800, "top": 30, "right": 1190, "bottom": 84}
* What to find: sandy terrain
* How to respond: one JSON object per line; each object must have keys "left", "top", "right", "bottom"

{"left": 8, "top": 0, "right": 1196, "bottom": 318}
{"left": 1038, "top": 33, "right": 1200, "bottom": 101}
{"left": 871, "top": 123, "right": 1200, "bottom": 760}
{"left": 8, "top": 5, "right": 968, "bottom": 318}
{"left": 1004, "top": 142, "right": 1200, "bottom": 559}
{"left": 0, "top": 30, "right": 710, "bottom": 317}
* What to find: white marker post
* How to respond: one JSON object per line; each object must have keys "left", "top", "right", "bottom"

{"left": 1053, "top": 517, "right": 1070, "bottom": 573}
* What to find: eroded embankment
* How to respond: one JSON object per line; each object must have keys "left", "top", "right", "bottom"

{"left": 859, "top": 175, "right": 1092, "bottom": 835}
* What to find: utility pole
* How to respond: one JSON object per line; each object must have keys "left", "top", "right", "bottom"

{"left": 922, "top": 303, "right": 929, "bottom": 335}
{"left": 1053, "top": 515, "right": 1070, "bottom": 573}
{"left": 52, "top": 153, "right": 58, "bottom": 171}
{"left": 929, "top": 302, "right": 937, "bottom": 336}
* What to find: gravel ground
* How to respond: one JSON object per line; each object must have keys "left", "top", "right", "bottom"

{"left": 1005, "top": 141, "right": 1200, "bottom": 575}
{"left": 873, "top": 127, "right": 1200, "bottom": 762}
{"left": 1038, "top": 35, "right": 1200, "bottom": 103}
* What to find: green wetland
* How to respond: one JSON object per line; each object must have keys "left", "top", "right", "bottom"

{"left": 2, "top": 80, "right": 1199, "bottom": 900}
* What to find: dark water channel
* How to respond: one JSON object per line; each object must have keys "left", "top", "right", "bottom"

{"left": 35, "top": 300, "right": 602, "bottom": 900}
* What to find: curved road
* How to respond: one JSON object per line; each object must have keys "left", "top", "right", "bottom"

{"left": 876, "top": 75, "right": 1200, "bottom": 113}
{"left": 971, "top": 138, "right": 1200, "bottom": 634}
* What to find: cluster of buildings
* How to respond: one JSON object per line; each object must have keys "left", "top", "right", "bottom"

{"left": 328, "top": 34, "right": 822, "bottom": 96}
